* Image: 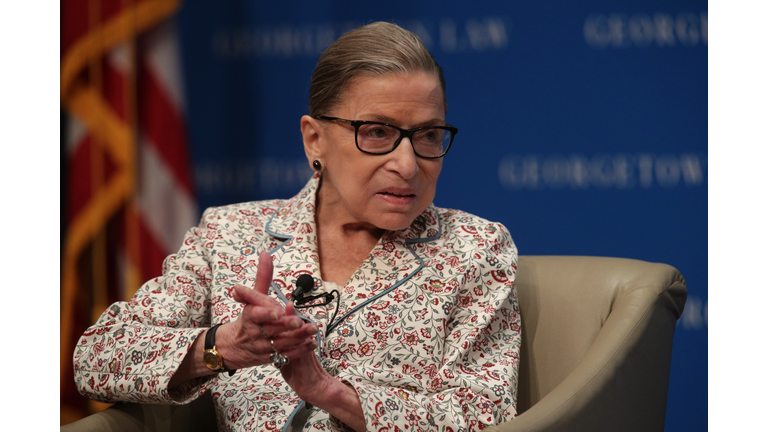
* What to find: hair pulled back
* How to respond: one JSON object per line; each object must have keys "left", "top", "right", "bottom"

{"left": 308, "top": 22, "right": 447, "bottom": 117}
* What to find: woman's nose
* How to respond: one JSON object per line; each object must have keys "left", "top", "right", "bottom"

{"left": 387, "top": 137, "right": 419, "bottom": 179}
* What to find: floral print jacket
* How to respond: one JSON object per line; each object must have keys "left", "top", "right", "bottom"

{"left": 74, "top": 174, "right": 521, "bottom": 431}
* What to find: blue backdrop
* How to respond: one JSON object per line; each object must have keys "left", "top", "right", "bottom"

{"left": 176, "top": 1, "right": 707, "bottom": 430}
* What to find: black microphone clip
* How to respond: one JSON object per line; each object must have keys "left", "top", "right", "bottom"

{"left": 292, "top": 274, "right": 336, "bottom": 307}
{"left": 292, "top": 274, "right": 315, "bottom": 305}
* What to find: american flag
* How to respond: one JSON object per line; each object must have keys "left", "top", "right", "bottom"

{"left": 60, "top": 0, "right": 196, "bottom": 423}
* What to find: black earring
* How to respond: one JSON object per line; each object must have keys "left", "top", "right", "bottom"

{"left": 312, "top": 160, "right": 323, "bottom": 172}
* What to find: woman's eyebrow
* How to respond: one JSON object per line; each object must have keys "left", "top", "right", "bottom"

{"left": 361, "top": 113, "right": 446, "bottom": 127}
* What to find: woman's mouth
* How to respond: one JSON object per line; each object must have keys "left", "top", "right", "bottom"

{"left": 376, "top": 190, "right": 416, "bottom": 205}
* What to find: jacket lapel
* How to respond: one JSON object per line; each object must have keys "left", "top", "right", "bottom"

{"left": 326, "top": 205, "right": 443, "bottom": 333}
{"left": 262, "top": 174, "right": 443, "bottom": 333}
{"left": 263, "top": 174, "right": 322, "bottom": 304}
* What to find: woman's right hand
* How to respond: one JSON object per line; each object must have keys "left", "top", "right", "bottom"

{"left": 169, "top": 252, "right": 318, "bottom": 390}
{"left": 216, "top": 252, "right": 319, "bottom": 370}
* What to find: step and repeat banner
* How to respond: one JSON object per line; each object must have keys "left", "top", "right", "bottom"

{"left": 176, "top": 1, "right": 706, "bottom": 430}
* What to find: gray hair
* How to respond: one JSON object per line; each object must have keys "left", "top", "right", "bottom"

{"left": 308, "top": 22, "right": 447, "bottom": 116}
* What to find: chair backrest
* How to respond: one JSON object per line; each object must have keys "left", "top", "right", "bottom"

{"left": 514, "top": 255, "right": 687, "bottom": 413}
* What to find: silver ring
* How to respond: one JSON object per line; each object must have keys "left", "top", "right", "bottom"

{"left": 269, "top": 340, "right": 289, "bottom": 368}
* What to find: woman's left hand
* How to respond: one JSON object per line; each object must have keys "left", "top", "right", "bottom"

{"left": 277, "top": 302, "right": 334, "bottom": 399}
{"left": 278, "top": 304, "right": 366, "bottom": 432}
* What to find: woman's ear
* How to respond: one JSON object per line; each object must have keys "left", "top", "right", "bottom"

{"left": 301, "top": 115, "right": 323, "bottom": 163}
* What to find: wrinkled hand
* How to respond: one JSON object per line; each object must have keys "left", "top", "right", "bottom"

{"left": 278, "top": 305, "right": 365, "bottom": 431}
{"left": 217, "top": 252, "right": 318, "bottom": 370}
{"left": 277, "top": 302, "right": 335, "bottom": 402}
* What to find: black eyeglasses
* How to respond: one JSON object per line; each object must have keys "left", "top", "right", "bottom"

{"left": 313, "top": 115, "right": 457, "bottom": 159}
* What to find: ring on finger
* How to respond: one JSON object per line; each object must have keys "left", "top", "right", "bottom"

{"left": 269, "top": 339, "right": 289, "bottom": 368}
{"left": 259, "top": 324, "right": 268, "bottom": 339}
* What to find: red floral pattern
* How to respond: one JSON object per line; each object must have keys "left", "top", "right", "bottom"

{"left": 74, "top": 174, "right": 521, "bottom": 431}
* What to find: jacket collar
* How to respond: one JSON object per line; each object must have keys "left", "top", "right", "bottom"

{"left": 263, "top": 173, "right": 443, "bottom": 332}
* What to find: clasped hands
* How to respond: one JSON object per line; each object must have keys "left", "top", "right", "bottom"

{"left": 169, "top": 252, "right": 364, "bottom": 429}
{"left": 212, "top": 252, "right": 342, "bottom": 407}
{"left": 217, "top": 252, "right": 319, "bottom": 371}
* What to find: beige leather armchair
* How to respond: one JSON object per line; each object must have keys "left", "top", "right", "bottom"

{"left": 62, "top": 256, "right": 686, "bottom": 432}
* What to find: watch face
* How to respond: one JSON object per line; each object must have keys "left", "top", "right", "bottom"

{"left": 204, "top": 350, "right": 222, "bottom": 370}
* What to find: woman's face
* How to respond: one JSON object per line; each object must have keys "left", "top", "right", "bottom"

{"left": 303, "top": 72, "right": 445, "bottom": 232}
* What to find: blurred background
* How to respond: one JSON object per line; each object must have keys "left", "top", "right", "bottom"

{"left": 61, "top": 0, "right": 707, "bottom": 429}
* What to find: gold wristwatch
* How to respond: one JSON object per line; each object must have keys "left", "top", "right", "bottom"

{"left": 203, "top": 324, "right": 235, "bottom": 376}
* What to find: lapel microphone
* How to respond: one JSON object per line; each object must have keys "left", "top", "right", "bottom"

{"left": 291, "top": 274, "right": 341, "bottom": 325}
{"left": 292, "top": 274, "right": 317, "bottom": 305}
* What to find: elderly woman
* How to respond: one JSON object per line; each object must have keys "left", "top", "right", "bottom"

{"left": 74, "top": 22, "right": 521, "bottom": 431}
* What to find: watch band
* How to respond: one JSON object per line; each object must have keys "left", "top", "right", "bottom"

{"left": 205, "top": 324, "right": 235, "bottom": 376}
{"left": 205, "top": 323, "right": 221, "bottom": 351}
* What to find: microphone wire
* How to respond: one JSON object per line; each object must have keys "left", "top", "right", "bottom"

{"left": 294, "top": 290, "right": 341, "bottom": 327}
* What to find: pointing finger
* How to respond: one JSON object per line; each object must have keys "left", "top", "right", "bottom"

{"left": 232, "top": 284, "right": 281, "bottom": 309}
{"left": 254, "top": 251, "right": 273, "bottom": 296}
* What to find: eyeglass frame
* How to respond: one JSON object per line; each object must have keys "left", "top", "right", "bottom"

{"left": 312, "top": 115, "right": 458, "bottom": 159}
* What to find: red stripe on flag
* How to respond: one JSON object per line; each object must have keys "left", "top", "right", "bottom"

{"left": 66, "top": 59, "right": 128, "bottom": 225}
{"left": 116, "top": 208, "right": 169, "bottom": 288}
{"left": 136, "top": 213, "right": 172, "bottom": 285}
{"left": 66, "top": 134, "right": 120, "bottom": 226}
{"left": 62, "top": 0, "right": 155, "bottom": 57}
{"left": 101, "top": 58, "right": 129, "bottom": 121}
{"left": 61, "top": 0, "right": 123, "bottom": 55}
{"left": 138, "top": 61, "right": 194, "bottom": 195}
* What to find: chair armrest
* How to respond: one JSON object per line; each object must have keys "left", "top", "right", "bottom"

{"left": 488, "top": 258, "right": 686, "bottom": 432}
{"left": 61, "top": 403, "right": 167, "bottom": 432}
{"left": 61, "top": 392, "right": 217, "bottom": 432}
